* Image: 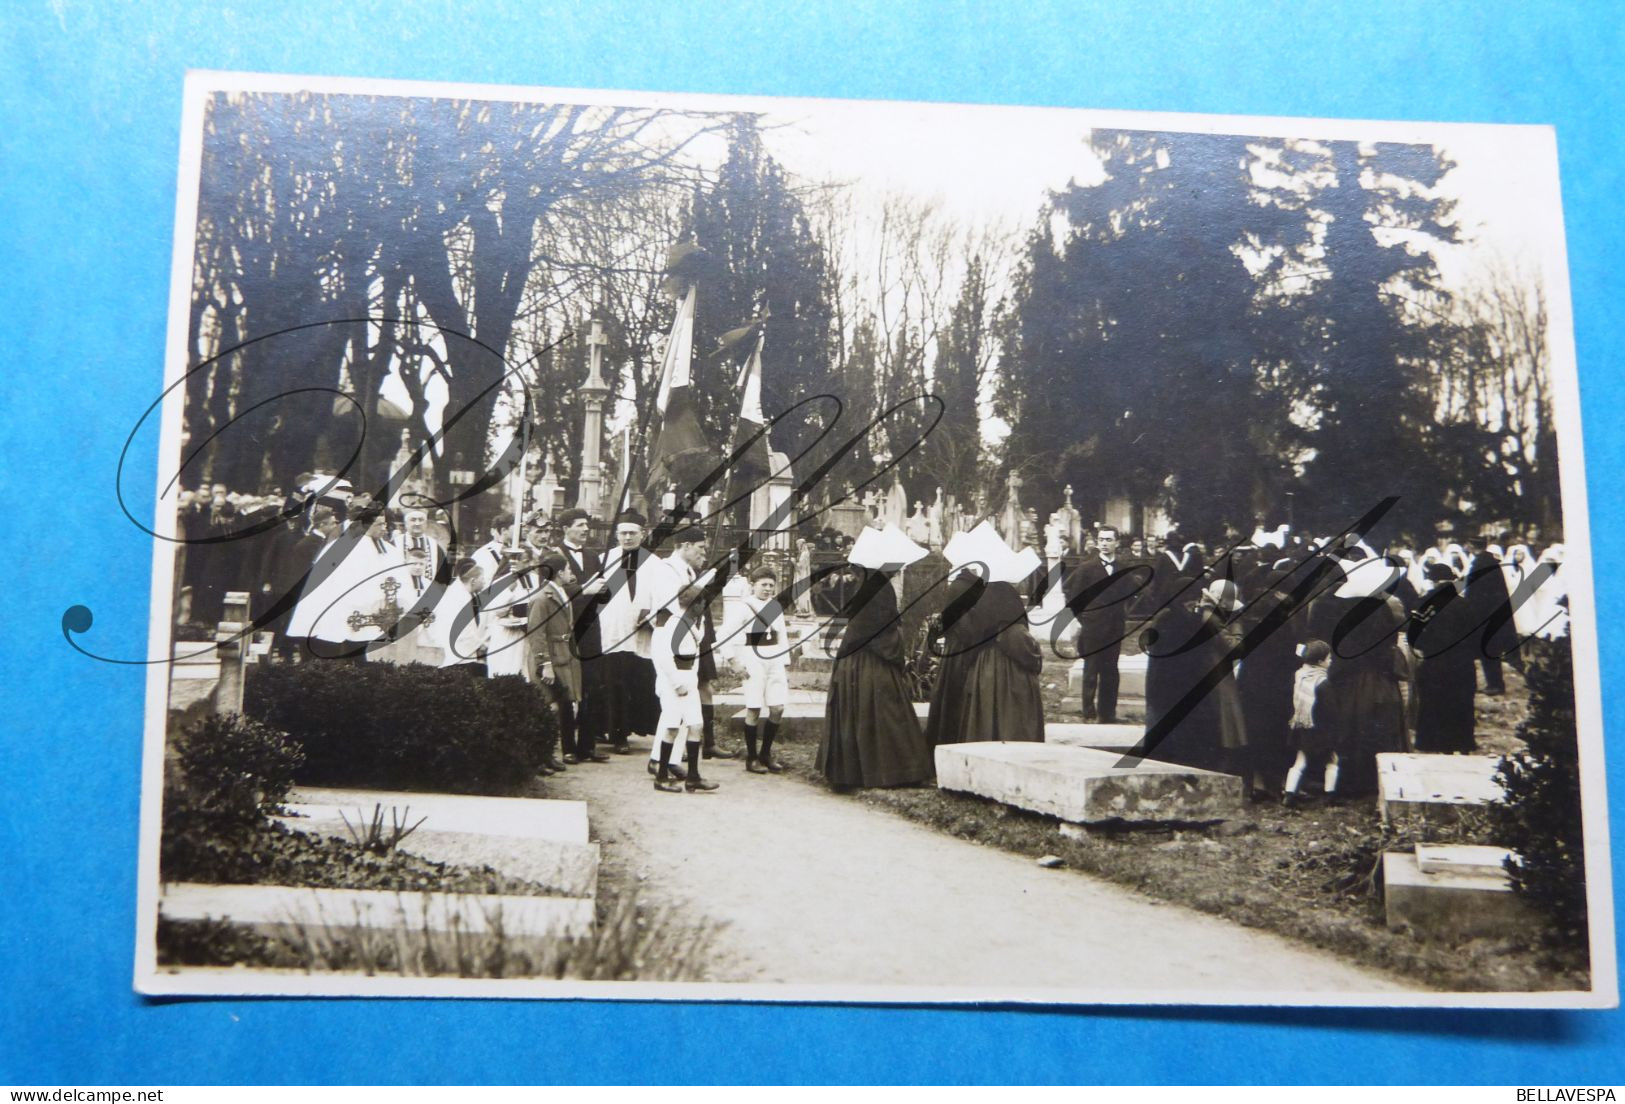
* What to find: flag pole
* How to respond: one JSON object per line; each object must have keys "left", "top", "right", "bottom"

{"left": 638, "top": 276, "right": 701, "bottom": 549}
{"left": 511, "top": 386, "right": 531, "bottom": 551}
{"left": 707, "top": 327, "right": 764, "bottom": 560}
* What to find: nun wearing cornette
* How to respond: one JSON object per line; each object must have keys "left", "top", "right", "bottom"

{"left": 818, "top": 525, "right": 937, "bottom": 789}
{"left": 924, "top": 521, "right": 1045, "bottom": 745}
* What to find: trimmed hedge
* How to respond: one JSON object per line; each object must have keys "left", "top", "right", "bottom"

{"left": 245, "top": 661, "right": 558, "bottom": 795}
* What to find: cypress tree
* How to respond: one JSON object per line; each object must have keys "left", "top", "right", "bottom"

{"left": 1488, "top": 632, "right": 1588, "bottom": 947}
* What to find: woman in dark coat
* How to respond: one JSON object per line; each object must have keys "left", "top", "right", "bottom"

{"left": 923, "top": 569, "right": 991, "bottom": 747}
{"left": 1236, "top": 584, "right": 1308, "bottom": 796}
{"left": 818, "top": 566, "right": 937, "bottom": 788}
{"left": 1140, "top": 581, "right": 1244, "bottom": 772}
{"left": 1307, "top": 558, "right": 1410, "bottom": 796}
{"left": 953, "top": 579, "right": 1045, "bottom": 744}
{"left": 1407, "top": 564, "right": 1480, "bottom": 753}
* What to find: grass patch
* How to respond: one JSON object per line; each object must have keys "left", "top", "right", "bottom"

{"left": 773, "top": 659, "right": 1590, "bottom": 994}
{"left": 156, "top": 887, "right": 715, "bottom": 980}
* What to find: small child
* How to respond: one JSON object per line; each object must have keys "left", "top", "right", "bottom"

{"left": 1283, "top": 639, "right": 1337, "bottom": 807}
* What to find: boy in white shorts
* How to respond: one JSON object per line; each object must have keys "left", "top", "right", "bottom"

{"left": 723, "top": 566, "right": 792, "bottom": 774}
{"left": 649, "top": 526, "right": 719, "bottom": 794}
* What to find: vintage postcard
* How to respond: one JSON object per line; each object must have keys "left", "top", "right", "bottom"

{"left": 130, "top": 71, "right": 1614, "bottom": 1006}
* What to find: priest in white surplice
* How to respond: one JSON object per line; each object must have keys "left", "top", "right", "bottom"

{"left": 286, "top": 496, "right": 410, "bottom": 659}
{"left": 596, "top": 509, "right": 661, "bottom": 752}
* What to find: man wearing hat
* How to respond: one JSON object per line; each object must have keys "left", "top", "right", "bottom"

{"left": 521, "top": 512, "right": 553, "bottom": 563}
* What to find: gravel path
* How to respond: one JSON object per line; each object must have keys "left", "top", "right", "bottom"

{"left": 549, "top": 745, "right": 1413, "bottom": 997}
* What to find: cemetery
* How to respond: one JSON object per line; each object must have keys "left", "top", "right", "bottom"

{"left": 153, "top": 535, "right": 1591, "bottom": 991}
{"left": 154, "top": 595, "right": 678, "bottom": 979}
{"left": 134, "top": 87, "right": 1596, "bottom": 1000}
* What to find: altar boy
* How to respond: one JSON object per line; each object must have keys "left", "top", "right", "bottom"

{"left": 647, "top": 526, "right": 719, "bottom": 794}
{"left": 722, "top": 566, "right": 793, "bottom": 773}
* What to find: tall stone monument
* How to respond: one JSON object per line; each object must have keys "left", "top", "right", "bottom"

{"left": 999, "top": 470, "right": 1026, "bottom": 548}
{"left": 1054, "top": 483, "right": 1083, "bottom": 553}
{"left": 829, "top": 483, "right": 869, "bottom": 538}
{"left": 537, "top": 450, "right": 562, "bottom": 518}
{"left": 927, "top": 487, "right": 946, "bottom": 548}
{"left": 574, "top": 318, "right": 611, "bottom": 519}
{"left": 748, "top": 449, "right": 794, "bottom": 550}
{"left": 905, "top": 500, "right": 930, "bottom": 544}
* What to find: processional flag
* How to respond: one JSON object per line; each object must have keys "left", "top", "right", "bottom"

{"left": 729, "top": 329, "right": 774, "bottom": 483}
{"left": 643, "top": 276, "right": 712, "bottom": 511}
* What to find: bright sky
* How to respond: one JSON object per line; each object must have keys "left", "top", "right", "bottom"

{"left": 743, "top": 97, "right": 1562, "bottom": 297}
{"left": 555, "top": 89, "right": 1571, "bottom": 454}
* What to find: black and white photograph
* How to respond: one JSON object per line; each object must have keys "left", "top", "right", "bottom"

{"left": 133, "top": 72, "right": 1613, "bottom": 1005}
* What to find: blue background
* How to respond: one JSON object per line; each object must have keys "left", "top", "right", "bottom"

{"left": 3, "top": 0, "right": 1622, "bottom": 1085}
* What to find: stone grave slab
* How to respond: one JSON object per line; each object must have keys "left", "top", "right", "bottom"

{"left": 788, "top": 667, "right": 833, "bottom": 689}
{"left": 711, "top": 687, "right": 828, "bottom": 710}
{"left": 1062, "top": 653, "right": 1148, "bottom": 711}
{"left": 161, "top": 882, "right": 594, "bottom": 939}
{"left": 1043, "top": 722, "right": 1146, "bottom": 753}
{"left": 168, "top": 642, "right": 220, "bottom": 713}
{"left": 935, "top": 741, "right": 1243, "bottom": 824}
{"left": 727, "top": 699, "right": 927, "bottom": 742}
{"left": 1384, "top": 848, "right": 1533, "bottom": 940}
{"left": 288, "top": 787, "right": 589, "bottom": 844}
{"left": 277, "top": 814, "right": 600, "bottom": 899}
{"left": 1415, "top": 844, "right": 1518, "bottom": 880}
{"left": 1377, "top": 753, "right": 1505, "bottom": 826}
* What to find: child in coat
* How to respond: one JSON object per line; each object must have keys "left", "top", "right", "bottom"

{"left": 1282, "top": 639, "right": 1336, "bottom": 807}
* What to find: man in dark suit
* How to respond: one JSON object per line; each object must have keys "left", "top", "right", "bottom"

{"left": 557, "top": 507, "right": 612, "bottom": 762}
{"left": 257, "top": 503, "right": 331, "bottom": 659}
{"left": 1064, "top": 526, "right": 1148, "bottom": 724}
{"left": 1463, "top": 536, "right": 1511, "bottom": 695}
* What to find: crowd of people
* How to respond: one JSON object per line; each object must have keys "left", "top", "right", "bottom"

{"left": 1031, "top": 522, "right": 1571, "bottom": 803}
{"left": 813, "top": 514, "right": 1572, "bottom": 805}
{"left": 172, "top": 472, "right": 1573, "bottom": 808}
{"left": 177, "top": 475, "right": 816, "bottom": 793}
